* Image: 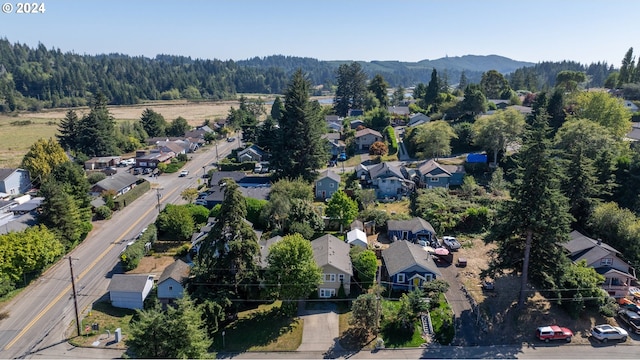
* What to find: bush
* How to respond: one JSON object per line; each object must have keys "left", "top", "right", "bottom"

{"left": 120, "top": 240, "right": 146, "bottom": 271}
{"left": 95, "top": 205, "right": 112, "bottom": 220}
{"left": 209, "top": 204, "right": 221, "bottom": 218}
{"left": 113, "top": 180, "right": 150, "bottom": 210}
{"left": 218, "top": 160, "right": 256, "bottom": 171}
{"left": 176, "top": 244, "right": 190, "bottom": 257}
{"left": 87, "top": 172, "right": 107, "bottom": 184}
{"left": 288, "top": 222, "right": 315, "bottom": 240}
{"left": 599, "top": 296, "right": 618, "bottom": 317}
{"left": 245, "top": 198, "right": 268, "bottom": 228}
{"left": 384, "top": 126, "right": 398, "bottom": 155}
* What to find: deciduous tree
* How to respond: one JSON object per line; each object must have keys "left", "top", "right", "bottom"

{"left": 156, "top": 204, "right": 195, "bottom": 241}
{"left": 326, "top": 190, "right": 358, "bottom": 233}
{"left": 472, "top": 108, "right": 525, "bottom": 166}
{"left": 569, "top": 91, "right": 632, "bottom": 138}
{"left": 21, "top": 138, "right": 68, "bottom": 185}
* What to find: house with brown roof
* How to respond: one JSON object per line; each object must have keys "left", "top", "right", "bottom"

{"left": 157, "top": 259, "right": 191, "bottom": 305}
{"left": 355, "top": 128, "right": 383, "bottom": 150}
{"left": 312, "top": 234, "right": 353, "bottom": 298}
{"left": 561, "top": 230, "right": 637, "bottom": 298}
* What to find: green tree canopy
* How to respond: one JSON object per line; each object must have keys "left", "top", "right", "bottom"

{"left": 349, "top": 292, "right": 382, "bottom": 334}
{"left": 569, "top": 91, "right": 632, "bottom": 138}
{"left": 326, "top": 190, "right": 358, "bottom": 233}
{"left": 167, "top": 116, "right": 190, "bottom": 137}
{"left": 21, "top": 138, "right": 68, "bottom": 185}
{"left": 265, "top": 233, "right": 322, "bottom": 314}
{"left": 405, "top": 120, "right": 457, "bottom": 159}
{"left": 156, "top": 204, "right": 195, "bottom": 241}
{"left": 472, "top": 108, "right": 525, "bottom": 165}
{"left": 367, "top": 74, "right": 389, "bottom": 108}
{"left": 76, "top": 93, "right": 119, "bottom": 157}
{"left": 350, "top": 248, "right": 378, "bottom": 289}
{"left": 334, "top": 62, "right": 367, "bottom": 116}
{"left": 480, "top": 70, "right": 510, "bottom": 99}
{"left": 139, "top": 108, "right": 167, "bottom": 138}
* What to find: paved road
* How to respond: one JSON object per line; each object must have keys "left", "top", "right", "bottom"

{"left": 0, "top": 138, "right": 238, "bottom": 359}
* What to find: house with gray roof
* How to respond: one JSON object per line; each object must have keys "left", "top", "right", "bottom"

{"left": 312, "top": 234, "right": 353, "bottom": 298}
{"left": 108, "top": 274, "right": 154, "bottom": 309}
{"left": 315, "top": 170, "right": 340, "bottom": 200}
{"left": 91, "top": 173, "right": 140, "bottom": 196}
{"left": 416, "top": 159, "right": 465, "bottom": 189}
{"left": 355, "top": 128, "right": 383, "bottom": 151}
{"left": 387, "top": 217, "right": 435, "bottom": 244}
{"left": 382, "top": 240, "right": 441, "bottom": 291}
{"left": 407, "top": 113, "right": 430, "bottom": 127}
{"left": 237, "top": 145, "right": 266, "bottom": 163}
{"left": 561, "top": 230, "right": 637, "bottom": 298}
{"left": 157, "top": 259, "right": 191, "bottom": 305}
{"left": 258, "top": 235, "right": 283, "bottom": 269}
{"left": 0, "top": 168, "right": 31, "bottom": 196}
{"left": 362, "top": 162, "right": 414, "bottom": 200}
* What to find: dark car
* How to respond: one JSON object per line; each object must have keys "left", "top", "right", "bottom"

{"left": 618, "top": 309, "right": 640, "bottom": 334}
{"left": 227, "top": 137, "right": 235, "bottom": 142}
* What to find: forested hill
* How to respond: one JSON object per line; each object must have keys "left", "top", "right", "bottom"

{"left": 0, "top": 38, "right": 614, "bottom": 112}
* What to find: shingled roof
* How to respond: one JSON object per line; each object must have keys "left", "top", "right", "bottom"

{"left": 312, "top": 234, "right": 353, "bottom": 276}
{"left": 158, "top": 259, "right": 191, "bottom": 285}
{"left": 382, "top": 240, "right": 441, "bottom": 277}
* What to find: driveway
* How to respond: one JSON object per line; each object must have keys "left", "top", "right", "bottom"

{"left": 436, "top": 259, "right": 481, "bottom": 346}
{"left": 296, "top": 302, "right": 341, "bottom": 352}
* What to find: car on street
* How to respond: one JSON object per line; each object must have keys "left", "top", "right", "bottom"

{"left": 617, "top": 309, "right": 640, "bottom": 334}
{"left": 179, "top": 170, "right": 189, "bottom": 177}
{"left": 536, "top": 325, "right": 573, "bottom": 342}
{"left": 442, "top": 236, "right": 461, "bottom": 251}
{"left": 227, "top": 137, "right": 235, "bottom": 142}
{"left": 590, "top": 324, "right": 628, "bottom": 343}
{"left": 195, "top": 199, "right": 208, "bottom": 206}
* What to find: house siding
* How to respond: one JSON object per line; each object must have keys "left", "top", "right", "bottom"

{"left": 387, "top": 229, "right": 433, "bottom": 243}
{"left": 0, "top": 170, "right": 30, "bottom": 195}
{"left": 109, "top": 280, "right": 153, "bottom": 310}
{"left": 356, "top": 134, "right": 383, "bottom": 150}
{"left": 318, "top": 264, "right": 351, "bottom": 297}
{"left": 315, "top": 179, "right": 339, "bottom": 200}
{"left": 157, "top": 278, "right": 184, "bottom": 302}
{"left": 389, "top": 270, "right": 437, "bottom": 291}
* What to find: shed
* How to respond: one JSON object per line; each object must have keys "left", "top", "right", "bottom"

{"left": 108, "top": 274, "right": 154, "bottom": 309}
{"left": 347, "top": 228, "right": 368, "bottom": 248}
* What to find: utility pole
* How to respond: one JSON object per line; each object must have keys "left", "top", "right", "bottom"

{"left": 155, "top": 188, "right": 164, "bottom": 214}
{"left": 68, "top": 257, "right": 81, "bottom": 337}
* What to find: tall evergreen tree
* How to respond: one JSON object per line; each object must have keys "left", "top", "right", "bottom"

{"left": 76, "top": 93, "right": 119, "bottom": 156}
{"left": 424, "top": 68, "right": 440, "bottom": 110}
{"left": 139, "top": 108, "right": 167, "bottom": 137}
{"left": 333, "top": 62, "right": 367, "bottom": 117}
{"left": 271, "top": 70, "right": 329, "bottom": 182}
{"left": 367, "top": 74, "right": 389, "bottom": 108}
{"left": 270, "top": 95, "right": 284, "bottom": 121}
{"left": 195, "top": 180, "right": 259, "bottom": 298}
{"left": 458, "top": 71, "right": 468, "bottom": 90}
{"left": 485, "top": 111, "right": 572, "bottom": 308}
{"left": 57, "top": 110, "right": 80, "bottom": 151}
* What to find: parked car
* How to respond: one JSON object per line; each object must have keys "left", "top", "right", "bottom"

{"left": 102, "top": 167, "right": 117, "bottom": 176}
{"left": 442, "top": 236, "right": 461, "bottom": 251}
{"left": 143, "top": 167, "right": 152, "bottom": 175}
{"left": 132, "top": 167, "right": 142, "bottom": 175}
{"left": 618, "top": 309, "right": 640, "bottom": 334}
{"left": 337, "top": 152, "right": 347, "bottom": 161}
{"left": 195, "top": 199, "right": 208, "bottom": 206}
{"left": 227, "top": 137, "right": 235, "bottom": 142}
{"left": 179, "top": 170, "right": 189, "bottom": 177}
{"left": 535, "top": 325, "right": 573, "bottom": 342}
{"left": 590, "top": 324, "right": 628, "bottom": 343}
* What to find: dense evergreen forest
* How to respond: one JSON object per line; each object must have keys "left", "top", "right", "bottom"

{"left": 0, "top": 38, "right": 617, "bottom": 112}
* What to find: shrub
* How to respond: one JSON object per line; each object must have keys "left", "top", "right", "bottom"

{"left": 113, "top": 180, "right": 150, "bottom": 210}
{"left": 384, "top": 126, "right": 398, "bottom": 155}
{"left": 87, "top": 172, "right": 107, "bottom": 184}
{"left": 245, "top": 198, "right": 268, "bottom": 228}
{"left": 175, "top": 244, "right": 190, "bottom": 257}
{"left": 95, "top": 205, "right": 112, "bottom": 220}
{"left": 120, "top": 240, "right": 146, "bottom": 271}
{"left": 288, "top": 222, "right": 315, "bottom": 240}
{"left": 209, "top": 204, "right": 221, "bottom": 218}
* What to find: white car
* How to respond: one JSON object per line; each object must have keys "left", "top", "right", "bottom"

{"left": 590, "top": 324, "right": 628, "bottom": 343}
{"left": 179, "top": 170, "right": 189, "bottom": 177}
{"left": 442, "top": 236, "right": 461, "bottom": 251}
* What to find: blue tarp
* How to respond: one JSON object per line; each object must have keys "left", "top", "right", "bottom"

{"left": 466, "top": 153, "right": 487, "bottom": 163}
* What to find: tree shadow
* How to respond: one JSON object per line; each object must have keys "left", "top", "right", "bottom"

{"left": 212, "top": 306, "right": 298, "bottom": 353}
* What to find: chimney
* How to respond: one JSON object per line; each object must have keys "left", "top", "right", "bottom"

{"left": 597, "top": 238, "right": 602, "bottom": 245}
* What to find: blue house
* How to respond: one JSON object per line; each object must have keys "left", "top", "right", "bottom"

{"left": 416, "top": 159, "right": 465, "bottom": 189}
{"left": 315, "top": 170, "right": 340, "bottom": 200}
{"left": 382, "top": 240, "right": 441, "bottom": 291}
{"left": 0, "top": 168, "right": 31, "bottom": 196}
{"left": 387, "top": 217, "right": 435, "bottom": 243}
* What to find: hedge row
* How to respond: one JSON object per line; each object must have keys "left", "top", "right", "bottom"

{"left": 114, "top": 180, "right": 151, "bottom": 210}
{"left": 384, "top": 126, "right": 398, "bottom": 155}
{"left": 219, "top": 160, "right": 256, "bottom": 171}
{"left": 120, "top": 224, "right": 157, "bottom": 271}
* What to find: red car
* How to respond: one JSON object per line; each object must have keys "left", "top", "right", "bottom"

{"left": 536, "top": 325, "right": 573, "bottom": 342}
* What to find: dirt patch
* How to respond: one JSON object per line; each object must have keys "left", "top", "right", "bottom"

{"left": 127, "top": 255, "right": 176, "bottom": 278}
{"left": 450, "top": 237, "right": 612, "bottom": 345}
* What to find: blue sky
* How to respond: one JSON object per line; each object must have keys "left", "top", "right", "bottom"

{"left": 2, "top": 0, "right": 639, "bottom": 66}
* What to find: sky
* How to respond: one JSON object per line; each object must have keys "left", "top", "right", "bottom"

{"left": 2, "top": 0, "right": 639, "bottom": 66}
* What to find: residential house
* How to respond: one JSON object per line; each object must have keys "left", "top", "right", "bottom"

{"left": 561, "top": 230, "right": 637, "bottom": 298}
{"left": 9, "top": 197, "right": 43, "bottom": 215}
{"left": 407, "top": 113, "right": 430, "bottom": 127}
{"left": 0, "top": 168, "right": 31, "bottom": 195}
{"left": 135, "top": 151, "right": 175, "bottom": 168}
{"left": 108, "top": 274, "right": 154, "bottom": 309}
{"left": 327, "top": 122, "right": 343, "bottom": 132}
{"left": 626, "top": 123, "right": 640, "bottom": 142}
{"left": 157, "top": 259, "right": 191, "bottom": 305}
{"left": 156, "top": 140, "right": 190, "bottom": 155}
{"left": 364, "top": 162, "right": 414, "bottom": 199}
{"left": 355, "top": 128, "right": 384, "bottom": 151}
{"left": 237, "top": 145, "right": 266, "bottom": 163}
{"left": 84, "top": 156, "right": 121, "bottom": 171}
{"left": 416, "top": 159, "right": 466, "bottom": 189}
{"left": 91, "top": 173, "right": 140, "bottom": 196}
{"left": 325, "top": 115, "right": 342, "bottom": 123}
{"left": 322, "top": 133, "right": 346, "bottom": 157}
{"left": 387, "top": 106, "right": 410, "bottom": 116}
{"left": 382, "top": 240, "right": 441, "bottom": 291}
{"left": 348, "top": 109, "right": 364, "bottom": 117}
{"left": 387, "top": 217, "right": 435, "bottom": 244}
{"left": 203, "top": 184, "right": 270, "bottom": 208}
{"left": 347, "top": 228, "right": 368, "bottom": 248}
{"left": 258, "top": 235, "right": 283, "bottom": 269}
{"left": 624, "top": 100, "right": 639, "bottom": 113}
{"left": 312, "top": 234, "right": 353, "bottom": 298}
{"left": 315, "top": 170, "right": 340, "bottom": 200}
{"left": 349, "top": 119, "right": 365, "bottom": 129}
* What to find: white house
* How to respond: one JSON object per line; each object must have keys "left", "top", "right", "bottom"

{"left": 157, "top": 259, "right": 191, "bottom": 305}
{"left": 347, "top": 228, "right": 368, "bottom": 248}
{"left": 108, "top": 274, "right": 154, "bottom": 309}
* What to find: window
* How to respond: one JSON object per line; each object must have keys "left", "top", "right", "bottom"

{"left": 323, "top": 273, "right": 336, "bottom": 282}
{"left": 397, "top": 273, "right": 405, "bottom": 283}
{"left": 430, "top": 177, "right": 439, "bottom": 182}
{"left": 317, "top": 181, "right": 321, "bottom": 186}
{"left": 601, "top": 258, "right": 613, "bottom": 266}
{"left": 330, "top": 183, "right": 334, "bottom": 188}
{"left": 338, "top": 274, "right": 345, "bottom": 283}
{"left": 319, "top": 289, "right": 336, "bottom": 298}
{"left": 168, "top": 286, "right": 173, "bottom": 291}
